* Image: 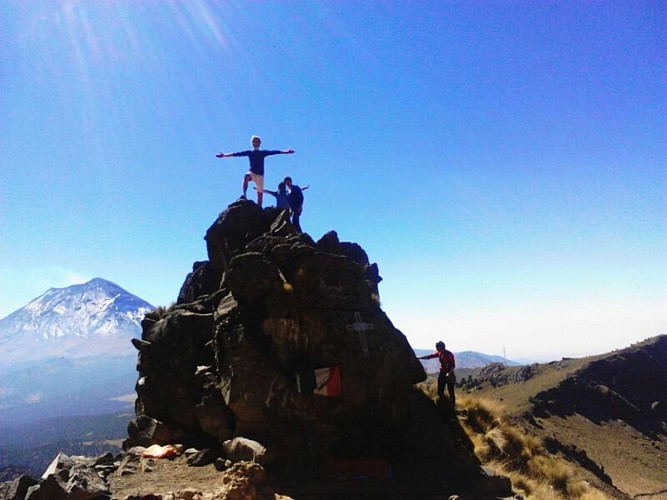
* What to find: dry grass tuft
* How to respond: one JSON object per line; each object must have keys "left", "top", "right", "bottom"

{"left": 457, "top": 395, "right": 607, "bottom": 500}
{"left": 417, "top": 378, "right": 438, "bottom": 400}
{"left": 145, "top": 304, "right": 170, "bottom": 321}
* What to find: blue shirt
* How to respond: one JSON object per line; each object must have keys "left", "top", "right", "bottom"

{"left": 266, "top": 191, "right": 290, "bottom": 209}
{"left": 231, "top": 149, "right": 282, "bottom": 176}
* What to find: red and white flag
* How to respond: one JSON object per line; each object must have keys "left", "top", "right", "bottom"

{"left": 313, "top": 366, "right": 342, "bottom": 397}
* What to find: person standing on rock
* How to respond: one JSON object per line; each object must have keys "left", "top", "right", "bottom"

{"left": 418, "top": 341, "right": 456, "bottom": 405}
{"left": 283, "top": 176, "right": 309, "bottom": 232}
{"left": 216, "top": 135, "right": 294, "bottom": 207}
{"left": 263, "top": 181, "right": 290, "bottom": 210}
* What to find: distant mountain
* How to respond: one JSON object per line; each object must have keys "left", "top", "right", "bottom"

{"left": 414, "top": 348, "right": 519, "bottom": 373}
{"left": 0, "top": 278, "right": 153, "bottom": 427}
{"left": 0, "top": 278, "right": 153, "bottom": 365}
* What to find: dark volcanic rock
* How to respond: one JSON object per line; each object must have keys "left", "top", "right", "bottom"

{"left": 177, "top": 260, "right": 220, "bottom": 304}
{"left": 125, "top": 200, "right": 471, "bottom": 481}
{"left": 8, "top": 453, "right": 112, "bottom": 500}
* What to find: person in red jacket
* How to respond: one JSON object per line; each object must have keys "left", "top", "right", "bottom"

{"left": 418, "top": 341, "right": 456, "bottom": 405}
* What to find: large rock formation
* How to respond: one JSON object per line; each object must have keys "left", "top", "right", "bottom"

{"left": 126, "top": 200, "right": 477, "bottom": 479}
{"left": 0, "top": 200, "right": 514, "bottom": 499}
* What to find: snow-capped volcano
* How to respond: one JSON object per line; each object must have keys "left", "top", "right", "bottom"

{"left": 0, "top": 278, "right": 154, "bottom": 364}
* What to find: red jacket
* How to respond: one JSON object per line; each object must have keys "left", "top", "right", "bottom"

{"left": 422, "top": 349, "right": 455, "bottom": 373}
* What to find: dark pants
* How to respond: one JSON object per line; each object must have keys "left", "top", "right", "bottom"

{"left": 291, "top": 205, "right": 303, "bottom": 232}
{"left": 437, "top": 371, "right": 456, "bottom": 403}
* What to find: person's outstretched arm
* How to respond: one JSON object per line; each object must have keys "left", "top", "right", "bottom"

{"left": 216, "top": 150, "right": 249, "bottom": 158}
{"left": 264, "top": 149, "right": 295, "bottom": 156}
{"left": 302, "top": 184, "right": 310, "bottom": 191}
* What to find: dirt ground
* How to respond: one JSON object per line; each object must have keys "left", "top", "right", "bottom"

{"left": 108, "top": 455, "right": 290, "bottom": 500}
{"left": 106, "top": 453, "right": 492, "bottom": 500}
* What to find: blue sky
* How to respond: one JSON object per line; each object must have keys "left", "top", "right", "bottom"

{"left": 1, "top": 1, "right": 665, "bottom": 361}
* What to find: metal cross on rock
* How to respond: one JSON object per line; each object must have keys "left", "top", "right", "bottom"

{"left": 346, "top": 311, "right": 374, "bottom": 358}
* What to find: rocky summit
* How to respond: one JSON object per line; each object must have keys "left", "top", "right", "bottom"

{"left": 0, "top": 200, "right": 512, "bottom": 499}
{"left": 120, "top": 200, "right": 497, "bottom": 495}
{"left": 132, "top": 201, "right": 432, "bottom": 458}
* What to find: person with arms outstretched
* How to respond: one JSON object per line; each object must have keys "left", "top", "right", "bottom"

{"left": 264, "top": 182, "right": 290, "bottom": 210}
{"left": 216, "top": 135, "right": 294, "bottom": 207}
{"left": 283, "top": 176, "right": 309, "bottom": 232}
{"left": 418, "top": 341, "right": 456, "bottom": 405}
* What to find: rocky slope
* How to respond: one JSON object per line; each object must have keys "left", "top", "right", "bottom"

{"left": 120, "top": 199, "right": 507, "bottom": 496}
{"left": 458, "top": 335, "right": 667, "bottom": 499}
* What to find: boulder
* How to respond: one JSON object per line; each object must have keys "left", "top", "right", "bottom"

{"left": 184, "top": 448, "right": 216, "bottom": 467}
{"left": 204, "top": 200, "right": 268, "bottom": 273}
{"left": 222, "top": 437, "right": 272, "bottom": 465}
{"left": 177, "top": 261, "right": 221, "bottom": 304}
{"left": 19, "top": 453, "right": 111, "bottom": 500}
{"left": 124, "top": 415, "right": 187, "bottom": 450}
{"left": 0, "top": 475, "right": 37, "bottom": 500}
{"left": 128, "top": 200, "right": 438, "bottom": 468}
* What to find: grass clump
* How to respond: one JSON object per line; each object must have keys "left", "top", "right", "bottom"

{"left": 145, "top": 303, "right": 173, "bottom": 321}
{"left": 456, "top": 395, "right": 607, "bottom": 500}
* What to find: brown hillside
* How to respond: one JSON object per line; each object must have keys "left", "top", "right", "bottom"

{"left": 457, "top": 335, "right": 667, "bottom": 499}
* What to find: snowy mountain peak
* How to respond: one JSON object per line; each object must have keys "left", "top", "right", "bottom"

{"left": 0, "top": 278, "right": 155, "bottom": 363}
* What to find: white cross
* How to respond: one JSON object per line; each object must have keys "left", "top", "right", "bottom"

{"left": 346, "top": 311, "right": 374, "bottom": 358}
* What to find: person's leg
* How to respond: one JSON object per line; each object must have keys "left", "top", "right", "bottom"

{"left": 242, "top": 173, "right": 251, "bottom": 199}
{"left": 447, "top": 373, "right": 456, "bottom": 405}
{"left": 292, "top": 206, "right": 302, "bottom": 232}
{"left": 437, "top": 372, "right": 446, "bottom": 399}
{"left": 253, "top": 173, "right": 264, "bottom": 207}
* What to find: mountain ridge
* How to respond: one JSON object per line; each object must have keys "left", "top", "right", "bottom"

{"left": 0, "top": 277, "right": 154, "bottom": 364}
{"left": 450, "top": 334, "right": 667, "bottom": 499}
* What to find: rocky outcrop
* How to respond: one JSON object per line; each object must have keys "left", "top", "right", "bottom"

{"left": 127, "top": 200, "right": 431, "bottom": 466}
{"left": 0, "top": 448, "right": 282, "bottom": 500}
{"left": 0, "top": 200, "right": 514, "bottom": 498}
{"left": 0, "top": 452, "right": 114, "bottom": 500}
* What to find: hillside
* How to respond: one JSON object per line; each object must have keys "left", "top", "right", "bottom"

{"left": 453, "top": 335, "right": 667, "bottom": 499}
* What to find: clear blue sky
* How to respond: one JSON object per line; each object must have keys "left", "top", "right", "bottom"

{"left": 1, "top": 1, "right": 665, "bottom": 361}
